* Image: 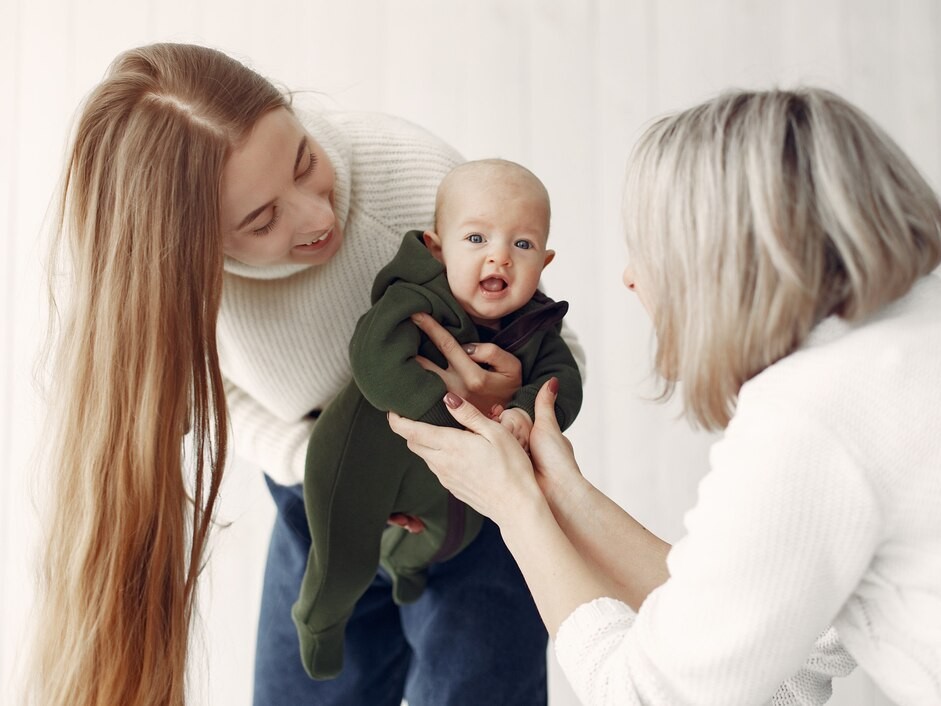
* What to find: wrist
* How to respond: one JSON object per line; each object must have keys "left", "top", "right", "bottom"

{"left": 541, "top": 471, "right": 592, "bottom": 519}
{"left": 497, "top": 487, "right": 555, "bottom": 543}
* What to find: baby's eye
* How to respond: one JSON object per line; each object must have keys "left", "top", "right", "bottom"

{"left": 514, "top": 239, "right": 533, "bottom": 250}
{"left": 467, "top": 233, "right": 485, "bottom": 244}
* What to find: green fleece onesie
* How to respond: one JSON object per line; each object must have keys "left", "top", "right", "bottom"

{"left": 292, "top": 230, "right": 582, "bottom": 679}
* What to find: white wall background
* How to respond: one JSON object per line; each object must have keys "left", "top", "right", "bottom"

{"left": 3, "top": 1, "right": 938, "bottom": 704}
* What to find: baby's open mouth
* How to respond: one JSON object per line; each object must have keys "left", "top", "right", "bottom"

{"left": 480, "top": 277, "right": 508, "bottom": 292}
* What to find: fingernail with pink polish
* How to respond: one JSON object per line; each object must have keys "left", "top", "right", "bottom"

{"left": 444, "top": 392, "right": 463, "bottom": 409}
{"left": 463, "top": 343, "right": 476, "bottom": 355}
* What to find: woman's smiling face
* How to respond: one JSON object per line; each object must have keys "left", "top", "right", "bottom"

{"left": 220, "top": 107, "right": 343, "bottom": 267}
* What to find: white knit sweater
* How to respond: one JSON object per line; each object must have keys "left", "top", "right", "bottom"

{"left": 555, "top": 274, "right": 941, "bottom": 705}
{"left": 218, "top": 109, "right": 463, "bottom": 486}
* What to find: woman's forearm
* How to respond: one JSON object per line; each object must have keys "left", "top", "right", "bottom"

{"left": 497, "top": 494, "right": 625, "bottom": 636}
{"left": 496, "top": 472, "right": 671, "bottom": 637}
{"left": 540, "top": 472, "right": 671, "bottom": 612}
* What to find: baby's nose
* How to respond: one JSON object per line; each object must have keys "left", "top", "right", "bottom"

{"left": 488, "top": 244, "right": 512, "bottom": 265}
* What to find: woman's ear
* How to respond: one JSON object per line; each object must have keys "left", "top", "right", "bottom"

{"left": 542, "top": 249, "right": 556, "bottom": 269}
{"left": 423, "top": 230, "right": 444, "bottom": 262}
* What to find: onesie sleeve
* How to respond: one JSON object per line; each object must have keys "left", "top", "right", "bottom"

{"left": 553, "top": 400, "right": 879, "bottom": 705}
{"left": 348, "top": 283, "right": 461, "bottom": 428}
{"left": 507, "top": 327, "right": 583, "bottom": 431}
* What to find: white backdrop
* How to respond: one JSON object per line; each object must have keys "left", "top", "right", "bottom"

{"left": 4, "top": 1, "right": 939, "bottom": 704}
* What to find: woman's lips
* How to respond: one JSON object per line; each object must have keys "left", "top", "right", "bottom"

{"left": 293, "top": 229, "right": 333, "bottom": 252}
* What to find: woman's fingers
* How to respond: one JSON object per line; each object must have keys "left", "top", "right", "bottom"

{"left": 440, "top": 391, "right": 496, "bottom": 434}
{"left": 389, "top": 397, "right": 501, "bottom": 456}
{"left": 410, "top": 312, "right": 522, "bottom": 413}
{"left": 388, "top": 411, "right": 442, "bottom": 451}
{"left": 533, "top": 377, "right": 562, "bottom": 433}
{"left": 463, "top": 341, "right": 522, "bottom": 380}
{"left": 530, "top": 378, "right": 579, "bottom": 488}
{"left": 410, "top": 313, "right": 480, "bottom": 379}
{"left": 413, "top": 354, "right": 443, "bottom": 376}
{"left": 388, "top": 401, "right": 537, "bottom": 525}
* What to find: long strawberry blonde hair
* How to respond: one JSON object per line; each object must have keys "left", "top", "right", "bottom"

{"left": 33, "top": 43, "right": 287, "bottom": 705}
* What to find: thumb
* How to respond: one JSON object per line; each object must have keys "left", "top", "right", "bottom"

{"left": 443, "top": 392, "right": 495, "bottom": 434}
{"left": 533, "top": 378, "right": 562, "bottom": 432}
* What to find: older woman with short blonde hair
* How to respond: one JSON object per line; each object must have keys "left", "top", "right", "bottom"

{"left": 392, "top": 87, "right": 941, "bottom": 705}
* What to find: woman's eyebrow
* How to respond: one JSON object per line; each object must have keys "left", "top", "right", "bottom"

{"left": 236, "top": 201, "right": 273, "bottom": 231}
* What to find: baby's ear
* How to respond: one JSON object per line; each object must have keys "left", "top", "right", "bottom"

{"left": 423, "top": 230, "right": 444, "bottom": 262}
{"left": 542, "top": 249, "right": 556, "bottom": 269}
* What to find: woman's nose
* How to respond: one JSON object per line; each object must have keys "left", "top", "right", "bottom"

{"left": 293, "top": 190, "right": 335, "bottom": 235}
{"left": 622, "top": 264, "right": 636, "bottom": 291}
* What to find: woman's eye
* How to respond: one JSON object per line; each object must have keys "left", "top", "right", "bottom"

{"left": 297, "top": 151, "right": 317, "bottom": 180}
{"left": 252, "top": 209, "right": 281, "bottom": 236}
{"left": 514, "top": 239, "right": 533, "bottom": 250}
{"left": 467, "top": 233, "right": 484, "bottom": 244}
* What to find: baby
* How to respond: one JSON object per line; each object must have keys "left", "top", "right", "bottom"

{"left": 292, "top": 159, "right": 582, "bottom": 680}
{"left": 420, "top": 158, "right": 559, "bottom": 448}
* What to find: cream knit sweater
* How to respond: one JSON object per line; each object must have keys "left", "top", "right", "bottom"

{"left": 218, "top": 109, "right": 464, "bottom": 486}
{"left": 555, "top": 275, "right": 941, "bottom": 705}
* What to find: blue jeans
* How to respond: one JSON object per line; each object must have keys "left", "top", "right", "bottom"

{"left": 253, "top": 476, "right": 548, "bottom": 706}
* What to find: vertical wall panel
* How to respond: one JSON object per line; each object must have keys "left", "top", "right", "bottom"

{"left": 895, "top": 0, "right": 941, "bottom": 192}
{"left": 2, "top": 0, "right": 74, "bottom": 699}
{"left": 69, "top": 1, "right": 151, "bottom": 103}
{"left": 528, "top": 0, "right": 603, "bottom": 479}
{"left": 148, "top": 0, "right": 204, "bottom": 42}
{"left": 594, "top": 0, "right": 717, "bottom": 543}
{"left": 447, "top": 0, "right": 533, "bottom": 162}
{"left": 527, "top": 7, "right": 600, "bottom": 702}
{"left": 595, "top": 0, "right": 663, "bottom": 532}
{"left": 845, "top": 0, "right": 901, "bottom": 133}
{"left": 0, "top": 0, "right": 21, "bottom": 698}
{"left": 380, "top": 0, "right": 474, "bottom": 151}
{"left": 277, "top": 0, "right": 387, "bottom": 111}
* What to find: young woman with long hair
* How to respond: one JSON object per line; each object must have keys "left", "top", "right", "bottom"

{"left": 390, "top": 88, "right": 941, "bottom": 704}
{"left": 35, "top": 43, "right": 579, "bottom": 706}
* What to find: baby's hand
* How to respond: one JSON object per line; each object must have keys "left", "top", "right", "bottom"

{"left": 498, "top": 407, "right": 533, "bottom": 452}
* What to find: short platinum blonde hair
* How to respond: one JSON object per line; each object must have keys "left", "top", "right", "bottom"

{"left": 624, "top": 87, "right": 941, "bottom": 430}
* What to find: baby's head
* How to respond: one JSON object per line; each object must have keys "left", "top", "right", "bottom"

{"left": 424, "top": 159, "right": 555, "bottom": 328}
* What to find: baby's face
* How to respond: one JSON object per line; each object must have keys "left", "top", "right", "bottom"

{"left": 429, "top": 178, "right": 553, "bottom": 328}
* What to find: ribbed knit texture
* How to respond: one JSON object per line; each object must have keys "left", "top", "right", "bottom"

{"left": 218, "top": 109, "right": 464, "bottom": 485}
{"left": 555, "top": 274, "right": 941, "bottom": 705}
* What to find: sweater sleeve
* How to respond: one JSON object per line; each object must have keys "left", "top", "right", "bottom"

{"left": 554, "top": 402, "right": 879, "bottom": 705}
{"left": 223, "top": 376, "right": 314, "bottom": 486}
